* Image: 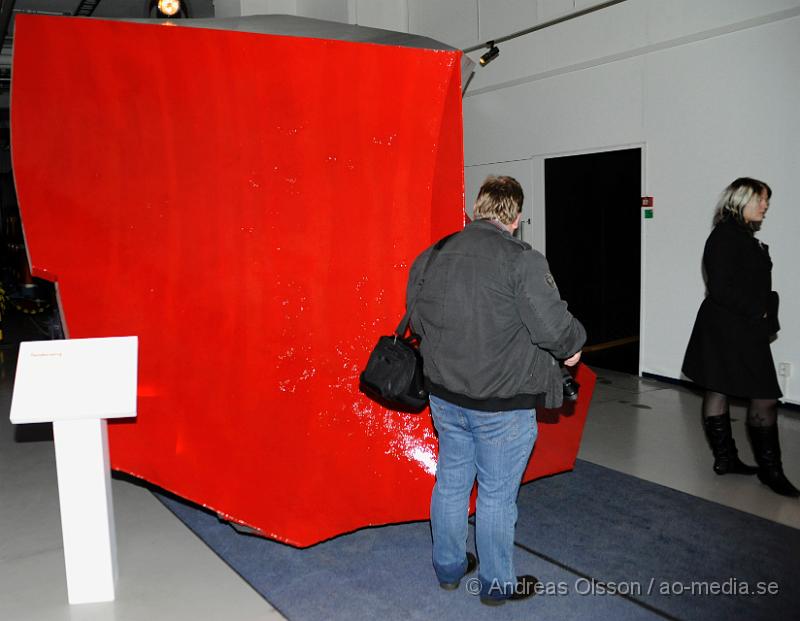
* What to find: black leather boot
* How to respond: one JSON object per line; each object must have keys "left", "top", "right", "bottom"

{"left": 746, "top": 424, "right": 800, "bottom": 497}
{"left": 703, "top": 413, "right": 758, "bottom": 475}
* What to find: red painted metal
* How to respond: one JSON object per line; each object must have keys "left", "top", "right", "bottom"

{"left": 11, "top": 15, "right": 593, "bottom": 546}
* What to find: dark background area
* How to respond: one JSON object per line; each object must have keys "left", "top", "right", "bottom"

{"left": 545, "top": 148, "right": 641, "bottom": 374}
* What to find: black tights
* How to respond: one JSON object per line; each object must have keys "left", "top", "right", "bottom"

{"left": 702, "top": 391, "right": 777, "bottom": 427}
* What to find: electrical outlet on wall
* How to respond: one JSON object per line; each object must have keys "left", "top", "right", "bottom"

{"left": 778, "top": 362, "right": 792, "bottom": 378}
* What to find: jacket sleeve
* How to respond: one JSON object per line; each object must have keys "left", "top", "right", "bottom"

{"left": 513, "top": 250, "right": 586, "bottom": 359}
{"left": 704, "top": 231, "right": 765, "bottom": 320}
{"left": 405, "top": 246, "right": 433, "bottom": 321}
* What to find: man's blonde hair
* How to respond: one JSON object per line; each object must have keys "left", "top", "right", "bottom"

{"left": 473, "top": 176, "right": 524, "bottom": 225}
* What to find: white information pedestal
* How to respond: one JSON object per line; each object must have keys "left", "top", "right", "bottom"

{"left": 9, "top": 336, "right": 138, "bottom": 605}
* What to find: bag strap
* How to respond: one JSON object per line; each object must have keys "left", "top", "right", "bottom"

{"left": 394, "top": 232, "right": 456, "bottom": 337}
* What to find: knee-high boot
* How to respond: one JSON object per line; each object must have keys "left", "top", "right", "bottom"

{"left": 746, "top": 423, "right": 800, "bottom": 497}
{"left": 703, "top": 413, "right": 758, "bottom": 475}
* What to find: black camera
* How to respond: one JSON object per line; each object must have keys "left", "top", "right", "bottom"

{"left": 561, "top": 367, "right": 580, "bottom": 401}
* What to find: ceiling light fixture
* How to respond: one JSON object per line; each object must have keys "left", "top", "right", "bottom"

{"left": 463, "top": 0, "right": 629, "bottom": 72}
{"left": 478, "top": 42, "right": 500, "bottom": 66}
{"left": 158, "top": 0, "right": 181, "bottom": 16}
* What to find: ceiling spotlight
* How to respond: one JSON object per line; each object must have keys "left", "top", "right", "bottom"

{"left": 479, "top": 42, "right": 500, "bottom": 66}
{"left": 158, "top": 0, "right": 181, "bottom": 16}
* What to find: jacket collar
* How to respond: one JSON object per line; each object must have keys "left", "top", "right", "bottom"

{"left": 470, "top": 217, "right": 514, "bottom": 236}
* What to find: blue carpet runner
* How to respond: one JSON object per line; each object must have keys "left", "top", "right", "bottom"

{"left": 154, "top": 460, "right": 800, "bottom": 621}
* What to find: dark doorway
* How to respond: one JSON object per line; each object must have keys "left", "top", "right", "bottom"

{"left": 544, "top": 148, "right": 641, "bottom": 374}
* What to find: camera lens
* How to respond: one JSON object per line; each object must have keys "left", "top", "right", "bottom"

{"left": 561, "top": 367, "right": 579, "bottom": 401}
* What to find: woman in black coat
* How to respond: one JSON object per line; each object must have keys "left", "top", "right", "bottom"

{"left": 683, "top": 177, "right": 798, "bottom": 497}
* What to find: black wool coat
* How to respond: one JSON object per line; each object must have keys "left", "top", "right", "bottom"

{"left": 682, "top": 217, "right": 782, "bottom": 398}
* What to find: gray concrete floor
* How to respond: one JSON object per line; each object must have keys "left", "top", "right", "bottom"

{"left": 579, "top": 367, "right": 800, "bottom": 528}
{"left": 1, "top": 331, "right": 798, "bottom": 619}
{"left": 0, "top": 341, "right": 284, "bottom": 621}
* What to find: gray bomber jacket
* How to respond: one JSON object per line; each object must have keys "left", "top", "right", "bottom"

{"left": 406, "top": 218, "right": 586, "bottom": 410}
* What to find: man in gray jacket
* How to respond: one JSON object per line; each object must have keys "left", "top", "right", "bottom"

{"left": 407, "top": 175, "right": 585, "bottom": 606}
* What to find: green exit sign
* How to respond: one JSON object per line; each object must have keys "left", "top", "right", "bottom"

{"left": 643, "top": 208, "right": 654, "bottom": 219}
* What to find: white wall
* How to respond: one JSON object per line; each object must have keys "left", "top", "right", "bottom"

{"left": 220, "top": 0, "right": 800, "bottom": 403}
{"left": 215, "top": 0, "right": 400, "bottom": 28}
{"left": 216, "top": 0, "right": 297, "bottom": 18}
{"left": 458, "top": 0, "right": 800, "bottom": 403}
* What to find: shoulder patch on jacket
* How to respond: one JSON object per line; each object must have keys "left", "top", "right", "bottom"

{"left": 544, "top": 273, "right": 557, "bottom": 289}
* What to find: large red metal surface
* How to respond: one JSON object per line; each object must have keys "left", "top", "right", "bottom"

{"left": 11, "top": 15, "right": 593, "bottom": 546}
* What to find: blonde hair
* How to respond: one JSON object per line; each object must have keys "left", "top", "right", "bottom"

{"left": 714, "top": 177, "right": 772, "bottom": 231}
{"left": 473, "top": 176, "right": 524, "bottom": 225}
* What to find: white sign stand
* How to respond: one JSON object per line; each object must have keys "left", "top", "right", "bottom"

{"left": 9, "top": 336, "right": 138, "bottom": 605}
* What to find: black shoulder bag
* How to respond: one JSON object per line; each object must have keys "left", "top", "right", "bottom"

{"left": 359, "top": 234, "right": 453, "bottom": 412}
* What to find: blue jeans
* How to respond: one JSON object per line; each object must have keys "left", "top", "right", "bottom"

{"left": 429, "top": 395, "right": 537, "bottom": 599}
